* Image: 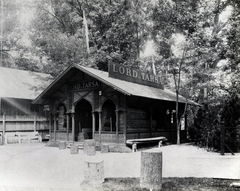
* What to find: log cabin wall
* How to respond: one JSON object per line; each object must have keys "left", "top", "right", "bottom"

{"left": 126, "top": 96, "right": 187, "bottom": 143}
{"left": 0, "top": 98, "right": 48, "bottom": 138}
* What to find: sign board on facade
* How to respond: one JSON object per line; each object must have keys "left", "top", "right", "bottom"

{"left": 70, "top": 81, "right": 99, "bottom": 91}
{"left": 108, "top": 63, "right": 164, "bottom": 89}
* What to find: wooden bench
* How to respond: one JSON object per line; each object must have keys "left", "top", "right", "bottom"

{"left": 17, "top": 131, "right": 42, "bottom": 143}
{"left": 126, "top": 136, "right": 167, "bottom": 152}
{"left": 4, "top": 131, "right": 42, "bottom": 144}
{"left": 4, "top": 132, "right": 20, "bottom": 144}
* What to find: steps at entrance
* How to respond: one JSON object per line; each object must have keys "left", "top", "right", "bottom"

{"left": 66, "top": 142, "right": 84, "bottom": 149}
{"left": 66, "top": 141, "right": 102, "bottom": 151}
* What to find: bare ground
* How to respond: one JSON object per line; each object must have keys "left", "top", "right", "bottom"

{"left": 0, "top": 142, "right": 239, "bottom": 190}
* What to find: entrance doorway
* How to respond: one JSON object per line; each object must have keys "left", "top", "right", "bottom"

{"left": 75, "top": 99, "right": 92, "bottom": 141}
{"left": 102, "top": 99, "right": 116, "bottom": 132}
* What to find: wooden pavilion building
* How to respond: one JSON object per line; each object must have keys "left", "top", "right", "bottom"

{"left": 33, "top": 63, "right": 196, "bottom": 144}
{"left": 0, "top": 67, "right": 52, "bottom": 141}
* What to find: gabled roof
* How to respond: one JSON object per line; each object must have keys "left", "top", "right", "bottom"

{"left": 0, "top": 67, "right": 52, "bottom": 100}
{"left": 33, "top": 64, "right": 199, "bottom": 105}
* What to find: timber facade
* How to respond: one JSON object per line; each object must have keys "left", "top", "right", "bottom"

{"left": 34, "top": 64, "right": 192, "bottom": 144}
{"left": 0, "top": 67, "right": 52, "bottom": 142}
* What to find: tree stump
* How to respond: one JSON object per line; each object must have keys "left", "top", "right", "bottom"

{"left": 78, "top": 133, "right": 84, "bottom": 142}
{"left": 101, "top": 144, "right": 109, "bottom": 153}
{"left": 70, "top": 145, "right": 79, "bottom": 154}
{"left": 84, "top": 139, "right": 96, "bottom": 156}
{"left": 84, "top": 159, "right": 104, "bottom": 184}
{"left": 59, "top": 141, "right": 66, "bottom": 150}
{"left": 140, "top": 150, "right": 162, "bottom": 190}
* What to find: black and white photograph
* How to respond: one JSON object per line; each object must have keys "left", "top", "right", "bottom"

{"left": 0, "top": 0, "right": 239, "bottom": 190}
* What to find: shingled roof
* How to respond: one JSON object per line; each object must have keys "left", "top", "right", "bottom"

{"left": 33, "top": 64, "right": 199, "bottom": 105}
{"left": 0, "top": 67, "right": 52, "bottom": 100}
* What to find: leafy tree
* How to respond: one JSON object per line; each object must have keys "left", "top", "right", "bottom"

{"left": 151, "top": 0, "right": 233, "bottom": 145}
{"left": 0, "top": 0, "right": 21, "bottom": 67}
{"left": 29, "top": 0, "right": 152, "bottom": 76}
{"left": 0, "top": 0, "right": 42, "bottom": 71}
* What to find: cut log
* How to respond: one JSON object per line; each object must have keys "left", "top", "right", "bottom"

{"left": 84, "top": 159, "right": 104, "bottom": 184}
{"left": 59, "top": 141, "right": 66, "bottom": 150}
{"left": 78, "top": 133, "right": 84, "bottom": 142}
{"left": 70, "top": 145, "right": 79, "bottom": 154}
{"left": 83, "top": 139, "right": 96, "bottom": 156}
{"left": 140, "top": 150, "right": 162, "bottom": 190}
{"left": 101, "top": 144, "right": 109, "bottom": 153}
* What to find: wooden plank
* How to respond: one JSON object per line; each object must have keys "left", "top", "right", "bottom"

{"left": 126, "top": 136, "right": 167, "bottom": 145}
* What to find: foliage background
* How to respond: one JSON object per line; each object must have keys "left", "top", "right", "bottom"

{"left": 0, "top": 0, "right": 240, "bottom": 150}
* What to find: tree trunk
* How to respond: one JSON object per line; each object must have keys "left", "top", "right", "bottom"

{"left": 176, "top": 91, "right": 180, "bottom": 145}
{"left": 140, "top": 150, "right": 162, "bottom": 190}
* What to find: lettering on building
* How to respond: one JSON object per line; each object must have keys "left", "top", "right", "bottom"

{"left": 108, "top": 63, "right": 164, "bottom": 89}
{"left": 70, "top": 81, "right": 99, "bottom": 91}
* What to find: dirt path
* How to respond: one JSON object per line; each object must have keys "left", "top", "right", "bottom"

{"left": 0, "top": 143, "right": 239, "bottom": 190}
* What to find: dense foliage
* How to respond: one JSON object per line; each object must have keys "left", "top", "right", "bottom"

{"left": 1, "top": 0, "right": 240, "bottom": 149}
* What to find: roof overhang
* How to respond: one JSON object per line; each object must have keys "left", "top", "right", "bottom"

{"left": 33, "top": 64, "right": 200, "bottom": 106}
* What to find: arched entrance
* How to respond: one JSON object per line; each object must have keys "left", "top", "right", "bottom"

{"left": 75, "top": 99, "right": 92, "bottom": 141}
{"left": 102, "top": 99, "right": 116, "bottom": 132}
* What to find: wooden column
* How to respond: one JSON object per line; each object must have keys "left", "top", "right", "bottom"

{"left": 115, "top": 110, "right": 119, "bottom": 144}
{"left": 123, "top": 95, "right": 127, "bottom": 144}
{"left": 49, "top": 113, "right": 52, "bottom": 136}
{"left": 33, "top": 112, "right": 37, "bottom": 131}
{"left": 3, "top": 112, "right": 6, "bottom": 136}
{"left": 53, "top": 113, "right": 57, "bottom": 141}
{"left": 98, "top": 111, "right": 102, "bottom": 143}
{"left": 66, "top": 112, "right": 69, "bottom": 141}
{"left": 92, "top": 111, "right": 95, "bottom": 139}
{"left": 71, "top": 112, "right": 75, "bottom": 142}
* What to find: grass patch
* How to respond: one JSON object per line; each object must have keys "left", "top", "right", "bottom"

{"left": 80, "top": 177, "right": 240, "bottom": 191}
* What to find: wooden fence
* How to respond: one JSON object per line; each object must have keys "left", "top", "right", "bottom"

{"left": 0, "top": 114, "right": 49, "bottom": 143}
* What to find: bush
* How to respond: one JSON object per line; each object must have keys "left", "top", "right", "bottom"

{"left": 222, "top": 94, "right": 240, "bottom": 152}
{"left": 189, "top": 103, "right": 221, "bottom": 150}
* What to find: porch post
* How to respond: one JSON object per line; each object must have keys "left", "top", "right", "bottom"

{"left": 123, "top": 95, "right": 127, "bottom": 144}
{"left": 53, "top": 113, "right": 57, "bottom": 141}
{"left": 3, "top": 112, "right": 6, "bottom": 136}
{"left": 33, "top": 112, "right": 37, "bottom": 132}
{"left": 66, "top": 112, "right": 69, "bottom": 141}
{"left": 98, "top": 111, "right": 102, "bottom": 143}
{"left": 71, "top": 112, "right": 75, "bottom": 142}
{"left": 49, "top": 113, "right": 52, "bottom": 137}
{"left": 123, "top": 110, "right": 127, "bottom": 144}
{"left": 92, "top": 111, "right": 95, "bottom": 139}
{"left": 115, "top": 110, "right": 119, "bottom": 144}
